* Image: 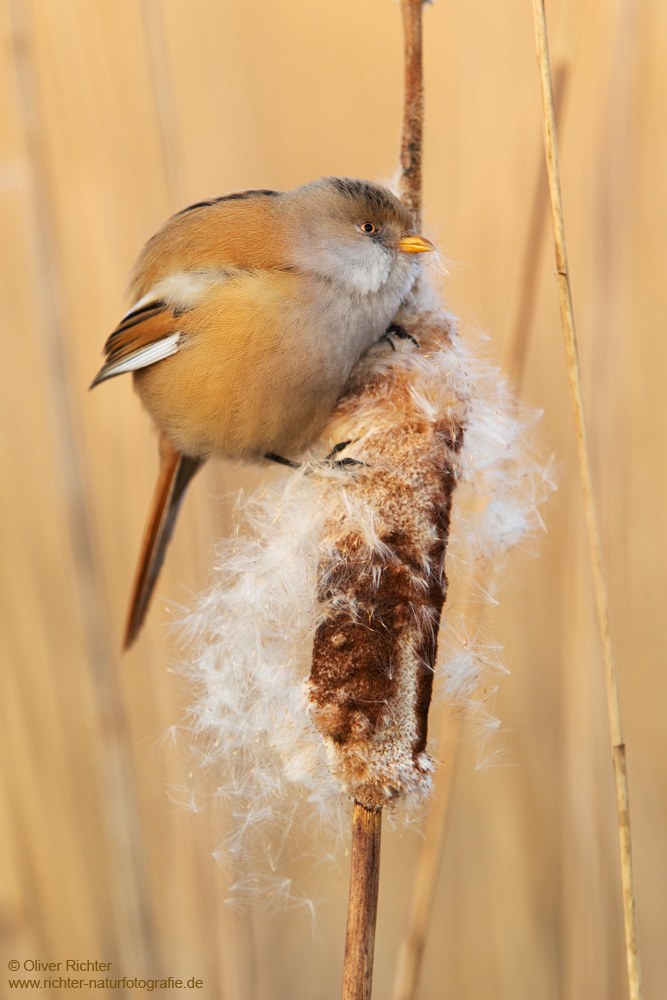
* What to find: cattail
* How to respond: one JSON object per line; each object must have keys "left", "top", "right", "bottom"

{"left": 307, "top": 309, "right": 463, "bottom": 810}
{"left": 183, "top": 278, "right": 551, "bottom": 902}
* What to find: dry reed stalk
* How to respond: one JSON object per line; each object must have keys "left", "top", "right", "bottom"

{"left": 9, "top": 0, "right": 158, "bottom": 973}
{"left": 507, "top": 62, "right": 568, "bottom": 389}
{"left": 139, "top": 11, "right": 239, "bottom": 996}
{"left": 392, "top": 702, "right": 458, "bottom": 1000}
{"left": 140, "top": 0, "right": 184, "bottom": 209}
{"left": 531, "top": 2, "right": 642, "bottom": 997}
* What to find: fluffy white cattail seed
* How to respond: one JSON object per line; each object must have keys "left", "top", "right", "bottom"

{"left": 182, "top": 292, "right": 552, "bottom": 901}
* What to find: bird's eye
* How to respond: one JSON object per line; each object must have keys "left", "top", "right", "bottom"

{"left": 359, "top": 222, "right": 376, "bottom": 234}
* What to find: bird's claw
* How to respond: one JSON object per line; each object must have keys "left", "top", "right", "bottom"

{"left": 381, "top": 323, "right": 419, "bottom": 351}
{"left": 324, "top": 441, "right": 367, "bottom": 469}
{"left": 327, "top": 440, "right": 352, "bottom": 458}
{"left": 331, "top": 456, "right": 367, "bottom": 469}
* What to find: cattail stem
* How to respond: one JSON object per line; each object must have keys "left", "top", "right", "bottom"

{"left": 531, "top": 2, "right": 642, "bottom": 997}
{"left": 335, "top": 6, "right": 427, "bottom": 997}
{"left": 341, "top": 803, "right": 383, "bottom": 1000}
{"left": 399, "top": 0, "right": 424, "bottom": 229}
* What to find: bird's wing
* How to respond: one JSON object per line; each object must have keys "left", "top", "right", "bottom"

{"left": 92, "top": 189, "right": 290, "bottom": 389}
{"left": 90, "top": 297, "right": 184, "bottom": 387}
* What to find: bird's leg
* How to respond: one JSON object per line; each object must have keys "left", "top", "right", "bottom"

{"left": 264, "top": 443, "right": 367, "bottom": 473}
{"left": 381, "top": 323, "right": 419, "bottom": 350}
{"left": 265, "top": 452, "right": 301, "bottom": 469}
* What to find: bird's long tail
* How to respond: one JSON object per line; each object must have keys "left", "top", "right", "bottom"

{"left": 124, "top": 433, "right": 204, "bottom": 649}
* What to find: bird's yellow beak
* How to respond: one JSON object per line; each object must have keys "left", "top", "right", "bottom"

{"left": 398, "top": 234, "right": 435, "bottom": 254}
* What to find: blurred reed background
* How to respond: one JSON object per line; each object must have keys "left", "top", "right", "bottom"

{"left": 0, "top": 0, "right": 665, "bottom": 997}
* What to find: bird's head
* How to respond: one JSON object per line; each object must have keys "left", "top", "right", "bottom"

{"left": 285, "top": 177, "right": 434, "bottom": 296}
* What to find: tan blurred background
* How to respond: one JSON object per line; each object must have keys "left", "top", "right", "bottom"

{"left": 1, "top": 0, "right": 665, "bottom": 997}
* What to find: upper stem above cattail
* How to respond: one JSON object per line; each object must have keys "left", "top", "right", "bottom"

{"left": 399, "top": 0, "right": 425, "bottom": 230}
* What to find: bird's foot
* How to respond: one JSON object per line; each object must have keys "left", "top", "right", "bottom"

{"left": 381, "top": 323, "right": 419, "bottom": 351}
{"left": 326, "top": 441, "right": 352, "bottom": 459}
{"left": 324, "top": 441, "right": 367, "bottom": 469}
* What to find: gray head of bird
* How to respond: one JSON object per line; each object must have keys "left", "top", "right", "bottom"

{"left": 284, "top": 177, "right": 434, "bottom": 296}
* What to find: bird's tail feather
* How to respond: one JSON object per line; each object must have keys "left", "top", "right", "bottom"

{"left": 124, "top": 434, "right": 203, "bottom": 649}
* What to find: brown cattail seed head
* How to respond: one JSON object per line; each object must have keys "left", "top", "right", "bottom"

{"left": 307, "top": 313, "right": 464, "bottom": 809}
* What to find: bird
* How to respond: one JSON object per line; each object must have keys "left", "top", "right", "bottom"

{"left": 91, "top": 176, "right": 434, "bottom": 649}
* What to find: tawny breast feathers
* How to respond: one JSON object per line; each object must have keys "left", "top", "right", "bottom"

{"left": 132, "top": 268, "right": 351, "bottom": 459}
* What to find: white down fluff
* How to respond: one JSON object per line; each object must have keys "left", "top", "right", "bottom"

{"left": 180, "top": 292, "right": 553, "bottom": 905}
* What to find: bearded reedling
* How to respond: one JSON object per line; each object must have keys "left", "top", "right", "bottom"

{"left": 91, "top": 178, "right": 433, "bottom": 648}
